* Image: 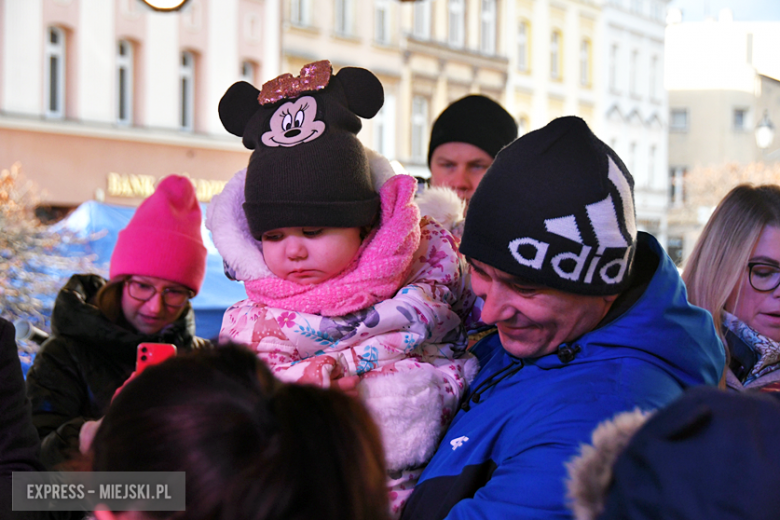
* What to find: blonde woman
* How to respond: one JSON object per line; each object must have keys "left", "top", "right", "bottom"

{"left": 683, "top": 184, "right": 780, "bottom": 390}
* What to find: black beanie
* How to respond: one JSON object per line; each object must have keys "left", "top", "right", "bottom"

{"left": 218, "top": 61, "right": 384, "bottom": 238}
{"left": 460, "top": 116, "right": 636, "bottom": 296}
{"left": 600, "top": 387, "right": 780, "bottom": 520}
{"left": 427, "top": 95, "right": 518, "bottom": 165}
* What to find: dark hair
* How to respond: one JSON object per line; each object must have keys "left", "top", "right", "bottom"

{"left": 94, "top": 277, "right": 126, "bottom": 324}
{"left": 90, "top": 344, "right": 390, "bottom": 520}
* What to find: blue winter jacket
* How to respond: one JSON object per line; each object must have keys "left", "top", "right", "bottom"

{"left": 401, "top": 233, "right": 725, "bottom": 520}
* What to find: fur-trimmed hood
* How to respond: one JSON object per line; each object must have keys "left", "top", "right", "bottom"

{"left": 566, "top": 409, "right": 653, "bottom": 520}
{"left": 415, "top": 185, "right": 465, "bottom": 234}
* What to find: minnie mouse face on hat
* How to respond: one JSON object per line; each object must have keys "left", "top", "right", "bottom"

{"left": 218, "top": 60, "right": 384, "bottom": 152}
{"left": 261, "top": 96, "right": 326, "bottom": 148}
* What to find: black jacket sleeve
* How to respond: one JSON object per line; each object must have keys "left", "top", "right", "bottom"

{"left": 0, "top": 318, "right": 45, "bottom": 518}
{"left": 25, "top": 338, "right": 90, "bottom": 470}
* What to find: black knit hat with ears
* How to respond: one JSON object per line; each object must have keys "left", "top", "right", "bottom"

{"left": 460, "top": 116, "right": 637, "bottom": 296}
{"left": 427, "top": 95, "right": 518, "bottom": 165}
{"left": 218, "top": 61, "right": 384, "bottom": 238}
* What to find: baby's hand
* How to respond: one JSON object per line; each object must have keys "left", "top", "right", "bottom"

{"left": 331, "top": 374, "right": 361, "bottom": 398}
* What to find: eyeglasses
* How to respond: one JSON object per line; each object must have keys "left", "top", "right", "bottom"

{"left": 748, "top": 262, "right": 780, "bottom": 292}
{"left": 125, "top": 279, "right": 193, "bottom": 307}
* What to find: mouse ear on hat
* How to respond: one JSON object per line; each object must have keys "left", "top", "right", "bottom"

{"left": 335, "top": 67, "right": 384, "bottom": 119}
{"left": 219, "top": 81, "right": 262, "bottom": 138}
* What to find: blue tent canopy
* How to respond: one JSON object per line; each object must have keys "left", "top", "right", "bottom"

{"left": 59, "top": 201, "right": 247, "bottom": 340}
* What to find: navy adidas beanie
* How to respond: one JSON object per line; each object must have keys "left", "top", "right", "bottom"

{"left": 460, "top": 116, "right": 637, "bottom": 296}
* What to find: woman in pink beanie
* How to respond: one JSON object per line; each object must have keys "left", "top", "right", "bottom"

{"left": 26, "top": 175, "right": 209, "bottom": 470}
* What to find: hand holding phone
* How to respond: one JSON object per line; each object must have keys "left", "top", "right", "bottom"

{"left": 136, "top": 343, "right": 177, "bottom": 374}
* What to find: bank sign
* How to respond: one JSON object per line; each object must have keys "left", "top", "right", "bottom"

{"left": 107, "top": 172, "right": 227, "bottom": 203}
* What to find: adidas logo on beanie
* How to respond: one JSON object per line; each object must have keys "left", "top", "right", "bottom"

{"left": 460, "top": 116, "right": 637, "bottom": 296}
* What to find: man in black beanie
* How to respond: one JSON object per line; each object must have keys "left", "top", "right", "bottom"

{"left": 427, "top": 95, "right": 517, "bottom": 209}
{"left": 401, "top": 116, "right": 726, "bottom": 520}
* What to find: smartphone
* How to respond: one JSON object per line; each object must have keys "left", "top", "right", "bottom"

{"left": 136, "top": 343, "right": 177, "bottom": 374}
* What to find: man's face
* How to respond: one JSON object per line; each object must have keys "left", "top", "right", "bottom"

{"left": 429, "top": 142, "right": 493, "bottom": 206}
{"left": 469, "top": 259, "right": 618, "bottom": 358}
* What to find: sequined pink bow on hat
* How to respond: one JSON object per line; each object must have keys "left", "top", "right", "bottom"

{"left": 257, "top": 60, "right": 332, "bottom": 105}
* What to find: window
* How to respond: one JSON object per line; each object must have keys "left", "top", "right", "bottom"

{"left": 580, "top": 39, "right": 591, "bottom": 86}
{"left": 241, "top": 61, "right": 256, "bottom": 84}
{"left": 448, "top": 0, "right": 465, "bottom": 48}
{"left": 375, "top": 0, "right": 390, "bottom": 44}
{"left": 670, "top": 109, "right": 688, "bottom": 131}
{"left": 411, "top": 96, "right": 429, "bottom": 163}
{"left": 180, "top": 51, "right": 195, "bottom": 131}
{"left": 630, "top": 50, "right": 639, "bottom": 96}
{"left": 550, "top": 31, "right": 562, "bottom": 80}
{"left": 413, "top": 1, "right": 431, "bottom": 40}
{"left": 628, "top": 142, "right": 636, "bottom": 174}
{"left": 117, "top": 40, "right": 134, "bottom": 125}
{"left": 480, "top": 0, "right": 496, "bottom": 55}
{"left": 45, "top": 26, "right": 66, "bottom": 119}
{"left": 609, "top": 44, "right": 619, "bottom": 92}
{"left": 517, "top": 21, "right": 529, "bottom": 72}
{"left": 335, "top": 0, "right": 354, "bottom": 36}
{"left": 374, "top": 93, "right": 396, "bottom": 158}
{"left": 669, "top": 166, "right": 687, "bottom": 206}
{"left": 631, "top": 0, "right": 643, "bottom": 14}
{"left": 291, "top": 0, "right": 311, "bottom": 27}
{"left": 648, "top": 145, "right": 656, "bottom": 187}
{"left": 649, "top": 55, "right": 657, "bottom": 99}
{"left": 733, "top": 108, "right": 748, "bottom": 131}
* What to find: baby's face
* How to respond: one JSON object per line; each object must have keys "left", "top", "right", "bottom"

{"left": 261, "top": 227, "right": 363, "bottom": 285}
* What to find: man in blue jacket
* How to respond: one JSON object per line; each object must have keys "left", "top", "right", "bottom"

{"left": 401, "top": 116, "right": 726, "bottom": 520}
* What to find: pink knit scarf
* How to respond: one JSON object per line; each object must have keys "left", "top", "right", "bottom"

{"left": 244, "top": 174, "right": 421, "bottom": 316}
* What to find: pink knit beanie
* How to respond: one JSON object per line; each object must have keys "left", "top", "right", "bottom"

{"left": 110, "top": 175, "right": 207, "bottom": 294}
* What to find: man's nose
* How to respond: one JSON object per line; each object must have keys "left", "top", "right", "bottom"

{"left": 479, "top": 283, "right": 514, "bottom": 325}
{"left": 450, "top": 166, "right": 471, "bottom": 191}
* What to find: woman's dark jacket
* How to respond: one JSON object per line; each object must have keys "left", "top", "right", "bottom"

{"left": 25, "top": 274, "right": 207, "bottom": 469}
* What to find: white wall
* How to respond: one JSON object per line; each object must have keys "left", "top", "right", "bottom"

{"left": 78, "top": 0, "right": 114, "bottom": 123}
{"left": 3, "top": 0, "right": 43, "bottom": 115}
{"left": 144, "top": 12, "right": 179, "bottom": 129}
{"left": 205, "top": 0, "right": 237, "bottom": 134}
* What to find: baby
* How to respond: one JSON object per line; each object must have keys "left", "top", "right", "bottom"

{"left": 207, "top": 61, "right": 477, "bottom": 517}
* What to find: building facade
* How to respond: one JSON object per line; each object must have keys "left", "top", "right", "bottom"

{"left": 596, "top": 0, "right": 669, "bottom": 246}
{"left": 665, "top": 14, "right": 780, "bottom": 263}
{"left": 0, "top": 0, "right": 280, "bottom": 212}
{"left": 2, "top": 0, "right": 671, "bottom": 239}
